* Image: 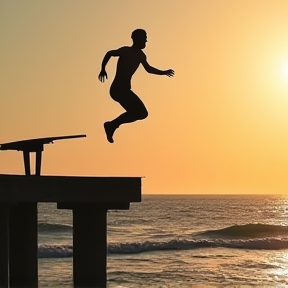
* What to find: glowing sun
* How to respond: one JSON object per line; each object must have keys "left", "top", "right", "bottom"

{"left": 282, "top": 59, "right": 288, "bottom": 81}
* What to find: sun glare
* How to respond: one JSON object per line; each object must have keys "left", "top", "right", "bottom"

{"left": 281, "top": 59, "right": 288, "bottom": 81}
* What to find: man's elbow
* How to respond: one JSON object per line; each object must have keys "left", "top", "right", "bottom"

{"left": 106, "top": 50, "right": 118, "bottom": 57}
{"left": 145, "top": 66, "right": 153, "bottom": 74}
{"left": 106, "top": 51, "right": 113, "bottom": 57}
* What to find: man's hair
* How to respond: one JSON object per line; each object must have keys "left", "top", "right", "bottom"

{"left": 131, "top": 29, "right": 146, "bottom": 41}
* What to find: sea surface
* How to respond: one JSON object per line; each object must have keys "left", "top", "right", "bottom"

{"left": 37, "top": 194, "right": 288, "bottom": 287}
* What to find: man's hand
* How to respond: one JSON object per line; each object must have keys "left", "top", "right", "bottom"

{"left": 164, "top": 69, "right": 175, "bottom": 77}
{"left": 98, "top": 69, "right": 108, "bottom": 82}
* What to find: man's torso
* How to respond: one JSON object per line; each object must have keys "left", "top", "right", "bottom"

{"left": 112, "top": 46, "right": 145, "bottom": 88}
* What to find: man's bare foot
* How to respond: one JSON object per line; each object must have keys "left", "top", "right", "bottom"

{"left": 104, "top": 122, "right": 116, "bottom": 143}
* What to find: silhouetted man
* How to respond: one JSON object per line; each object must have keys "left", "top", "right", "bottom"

{"left": 98, "top": 29, "right": 174, "bottom": 143}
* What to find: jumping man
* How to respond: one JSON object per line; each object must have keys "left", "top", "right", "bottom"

{"left": 98, "top": 29, "right": 174, "bottom": 143}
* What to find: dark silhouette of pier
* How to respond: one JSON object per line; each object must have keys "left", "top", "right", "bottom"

{"left": 0, "top": 135, "right": 141, "bottom": 288}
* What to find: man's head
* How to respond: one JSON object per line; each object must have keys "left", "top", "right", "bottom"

{"left": 131, "top": 29, "right": 147, "bottom": 49}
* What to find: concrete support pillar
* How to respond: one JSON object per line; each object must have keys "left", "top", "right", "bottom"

{"left": 9, "top": 203, "right": 38, "bottom": 288}
{"left": 73, "top": 207, "right": 107, "bottom": 288}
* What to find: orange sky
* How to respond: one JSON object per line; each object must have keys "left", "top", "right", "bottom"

{"left": 1, "top": 0, "right": 287, "bottom": 194}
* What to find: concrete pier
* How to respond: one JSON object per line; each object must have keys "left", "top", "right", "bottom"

{"left": 0, "top": 175, "right": 141, "bottom": 288}
{"left": 0, "top": 135, "right": 142, "bottom": 287}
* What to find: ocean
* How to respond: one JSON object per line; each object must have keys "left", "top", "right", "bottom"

{"left": 37, "top": 194, "right": 288, "bottom": 287}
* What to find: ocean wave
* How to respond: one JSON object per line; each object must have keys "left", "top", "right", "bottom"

{"left": 38, "top": 244, "right": 73, "bottom": 258}
{"left": 38, "top": 223, "right": 72, "bottom": 233}
{"left": 197, "top": 223, "right": 288, "bottom": 239}
{"left": 38, "top": 237, "right": 288, "bottom": 258}
{"left": 108, "top": 237, "right": 288, "bottom": 253}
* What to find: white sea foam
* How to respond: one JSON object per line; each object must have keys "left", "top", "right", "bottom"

{"left": 38, "top": 236, "right": 288, "bottom": 258}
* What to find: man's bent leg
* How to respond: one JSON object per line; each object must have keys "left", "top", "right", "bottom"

{"left": 111, "top": 90, "right": 148, "bottom": 127}
{"left": 105, "top": 90, "right": 148, "bottom": 143}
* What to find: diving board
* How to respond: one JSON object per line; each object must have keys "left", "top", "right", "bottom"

{"left": 0, "top": 134, "right": 86, "bottom": 176}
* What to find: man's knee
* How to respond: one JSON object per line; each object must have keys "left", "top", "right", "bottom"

{"left": 138, "top": 108, "right": 148, "bottom": 120}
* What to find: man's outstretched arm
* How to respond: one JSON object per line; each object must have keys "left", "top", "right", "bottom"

{"left": 98, "top": 48, "right": 125, "bottom": 82}
{"left": 141, "top": 56, "right": 174, "bottom": 77}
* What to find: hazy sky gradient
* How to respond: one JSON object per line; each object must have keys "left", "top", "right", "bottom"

{"left": 1, "top": 0, "right": 287, "bottom": 194}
